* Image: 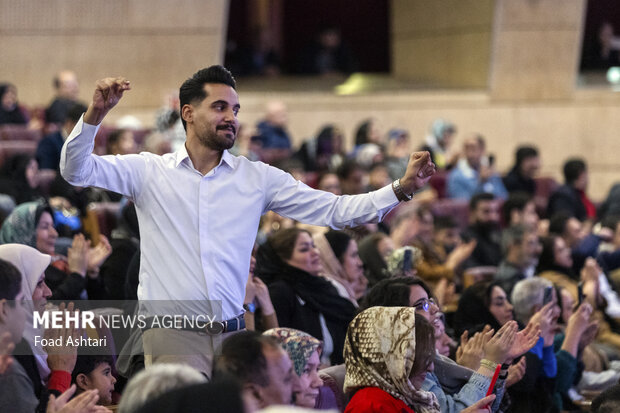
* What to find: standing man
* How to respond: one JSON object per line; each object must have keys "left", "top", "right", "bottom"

{"left": 60, "top": 65, "right": 435, "bottom": 377}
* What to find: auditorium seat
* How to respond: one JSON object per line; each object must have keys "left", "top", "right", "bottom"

{"left": 88, "top": 202, "right": 121, "bottom": 239}
{"left": 0, "top": 140, "right": 38, "bottom": 165}
{"left": 0, "top": 124, "right": 43, "bottom": 141}
{"left": 94, "top": 126, "right": 152, "bottom": 155}
{"left": 316, "top": 364, "right": 347, "bottom": 412}
{"left": 429, "top": 171, "right": 448, "bottom": 199}
{"left": 430, "top": 199, "right": 470, "bottom": 230}
{"left": 534, "top": 176, "right": 559, "bottom": 218}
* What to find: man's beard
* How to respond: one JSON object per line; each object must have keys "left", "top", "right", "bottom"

{"left": 198, "top": 128, "right": 236, "bottom": 151}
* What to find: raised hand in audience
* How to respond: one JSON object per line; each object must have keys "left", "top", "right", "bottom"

{"left": 445, "top": 239, "right": 476, "bottom": 271}
{"left": 87, "top": 234, "right": 112, "bottom": 277}
{"left": 561, "top": 302, "right": 594, "bottom": 357}
{"left": 456, "top": 325, "right": 492, "bottom": 370}
{"left": 84, "top": 77, "right": 131, "bottom": 126}
{"left": 578, "top": 320, "right": 599, "bottom": 353}
{"left": 580, "top": 258, "right": 603, "bottom": 308}
{"left": 483, "top": 321, "right": 518, "bottom": 364}
{"left": 47, "top": 385, "right": 111, "bottom": 413}
{"left": 529, "top": 301, "right": 558, "bottom": 347}
{"left": 461, "top": 394, "right": 495, "bottom": 413}
{"left": 505, "top": 356, "right": 527, "bottom": 387}
{"left": 433, "top": 278, "right": 456, "bottom": 308}
{"left": 400, "top": 151, "right": 436, "bottom": 194}
{"left": 0, "top": 331, "right": 14, "bottom": 375}
{"left": 67, "top": 234, "right": 89, "bottom": 278}
{"left": 504, "top": 321, "right": 540, "bottom": 363}
{"left": 45, "top": 302, "right": 80, "bottom": 374}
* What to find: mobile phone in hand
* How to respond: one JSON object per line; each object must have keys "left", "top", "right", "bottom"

{"left": 543, "top": 286, "right": 553, "bottom": 305}
{"left": 577, "top": 282, "right": 585, "bottom": 307}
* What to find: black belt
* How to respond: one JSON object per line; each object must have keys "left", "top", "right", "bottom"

{"left": 142, "top": 314, "right": 245, "bottom": 335}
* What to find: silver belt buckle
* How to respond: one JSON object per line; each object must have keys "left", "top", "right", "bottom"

{"left": 205, "top": 320, "right": 225, "bottom": 335}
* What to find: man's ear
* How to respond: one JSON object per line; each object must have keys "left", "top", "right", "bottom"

{"left": 75, "top": 373, "right": 90, "bottom": 391}
{"left": 181, "top": 104, "right": 193, "bottom": 126}
{"left": 243, "top": 382, "right": 264, "bottom": 408}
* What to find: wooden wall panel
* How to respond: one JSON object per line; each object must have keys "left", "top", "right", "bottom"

{"left": 489, "top": 0, "right": 586, "bottom": 100}
{"left": 0, "top": 0, "right": 228, "bottom": 106}
{"left": 391, "top": 0, "right": 494, "bottom": 88}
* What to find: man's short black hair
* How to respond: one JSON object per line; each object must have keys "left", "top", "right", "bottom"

{"left": 601, "top": 215, "right": 620, "bottom": 232}
{"left": 515, "top": 145, "right": 538, "bottom": 168}
{"left": 502, "top": 192, "right": 533, "bottom": 225}
{"left": 65, "top": 103, "right": 88, "bottom": 124}
{"left": 0, "top": 259, "right": 22, "bottom": 306}
{"left": 548, "top": 211, "right": 572, "bottom": 235}
{"left": 336, "top": 159, "right": 362, "bottom": 180}
{"left": 106, "top": 129, "right": 127, "bottom": 154}
{"left": 434, "top": 215, "right": 457, "bottom": 231}
{"left": 71, "top": 349, "right": 114, "bottom": 384}
{"left": 469, "top": 192, "right": 495, "bottom": 212}
{"left": 563, "top": 158, "right": 586, "bottom": 185}
{"left": 179, "top": 65, "right": 236, "bottom": 131}
{"left": 214, "top": 330, "right": 280, "bottom": 387}
{"left": 358, "top": 276, "right": 433, "bottom": 312}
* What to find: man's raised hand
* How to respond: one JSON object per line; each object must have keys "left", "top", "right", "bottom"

{"left": 84, "top": 77, "right": 131, "bottom": 125}
{"left": 400, "top": 151, "right": 436, "bottom": 194}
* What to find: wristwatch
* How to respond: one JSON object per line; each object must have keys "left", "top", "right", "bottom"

{"left": 243, "top": 302, "right": 257, "bottom": 314}
{"left": 392, "top": 179, "right": 413, "bottom": 202}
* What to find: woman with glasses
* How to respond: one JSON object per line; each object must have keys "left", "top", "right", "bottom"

{"left": 360, "top": 277, "right": 537, "bottom": 413}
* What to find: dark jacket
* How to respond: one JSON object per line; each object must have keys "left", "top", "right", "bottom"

{"left": 256, "top": 120, "right": 292, "bottom": 150}
{"left": 462, "top": 224, "right": 503, "bottom": 268}
{"left": 36, "top": 131, "right": 64, "bottom": 170}
{"left": 255, "top": 242, "right": 356, "bottom": 365}
{"left": 547, "top": 184, "right": 587, "bottom": 221}
{"left": 503, "top": 167, "right": 536, "bottom": 196}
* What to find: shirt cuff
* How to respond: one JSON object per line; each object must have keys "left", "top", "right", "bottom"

{"left": 375, "top": 183, "right": 400, "bottom": 207}
{"left": 79, "top": 114, "right": 102, "bottom": 135}
{"left": 48, "top": 370, "right": 72, "bottom": 393}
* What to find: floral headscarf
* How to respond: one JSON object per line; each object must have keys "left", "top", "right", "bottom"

{"left": 344, "top": 306, "right": 440, "bottom": 413}
{"left": 0, "top": 202, "right": 47, "bottom": 247}
{"left": 263, "top": 328, "right": 322, "bottom": 377}
{"left": 385, "top": 246, "right": 422, "bottom": 276}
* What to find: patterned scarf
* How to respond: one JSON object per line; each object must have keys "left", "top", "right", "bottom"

{"left": 0, "top": 201, "right": 40, "bottom": 247}
{"left": 344, "top": 306, "right": 440, "bottom": 413}
{"left": 264, "top": 328, "right": 322, "bottom": 377}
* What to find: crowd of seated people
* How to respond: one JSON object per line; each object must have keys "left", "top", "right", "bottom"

{"left": 5, "top": 71, "right": 620, "bottom": 413}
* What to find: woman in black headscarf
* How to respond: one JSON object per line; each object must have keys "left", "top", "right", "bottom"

{"left": 453, "top": 281, "right": 514, "bottom": 338}
{"left": 255, "top": 227, "right": 356, "bottom": 365}
{"left": 0, "top": 83, "right": 28, "bottom": 125}
{"left": 0, "top": 154, "right": 44, "bottom": 205}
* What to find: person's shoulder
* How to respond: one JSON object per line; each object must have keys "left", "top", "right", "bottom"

{"left": 347, "top": 387, "right": 412, "bottom": 413}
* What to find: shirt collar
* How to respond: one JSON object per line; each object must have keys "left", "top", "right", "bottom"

{"left": 175, "top": 145, "right": 235, "bottom": 171}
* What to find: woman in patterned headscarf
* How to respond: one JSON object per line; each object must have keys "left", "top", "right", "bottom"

{"left": 0, "top": 202, "right": 110, "bottom": 300}
{"left": 344, "top": 306, "right": 440, "bottom": 413}
{"left": 264, "top": 327, "right": 323, "bottom": 408}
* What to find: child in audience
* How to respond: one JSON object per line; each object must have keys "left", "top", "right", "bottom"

{"left": 71, "top": 352, "right": 116, "bottom": 406}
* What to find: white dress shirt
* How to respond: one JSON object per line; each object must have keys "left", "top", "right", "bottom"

{"left": 60, "top": 117, "right": 399, "bottom": 319}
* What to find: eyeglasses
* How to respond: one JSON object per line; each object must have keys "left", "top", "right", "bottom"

{"left": 412, "top": 297, "right": 436, "bottom": 312}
